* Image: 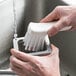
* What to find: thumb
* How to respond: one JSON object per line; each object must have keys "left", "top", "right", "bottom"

{"left": 48, "top": 17, "right": 69, "bottom": 36}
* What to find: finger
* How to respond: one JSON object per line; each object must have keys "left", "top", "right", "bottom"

{"left": 10, "top": 49, "right": 37, "bottom": 63}
{"left": 47, "top": 25, "right": 58, "bottom": 36}
{"left": 10, "top": 57, "right": 38, "bottom": 76}
{"left": 48, "top": 17, "right": 69, "bottom": 36}
{"left": 10, "top": 63, "right": 23, "bottom": 76}
{"left": 10, "top": 64, "right": 30, "bottom": 76}
{"left": 11, "top": 65, "right": 27, "bottom": 76}
{"left": 10, "top": 56, "right": 25, "bottom": 69}
{"left": 10, "top": 55, "right": 33, "bottom": 72}
{"left": 40, "top": 8, "right": 59, "bottom": 22}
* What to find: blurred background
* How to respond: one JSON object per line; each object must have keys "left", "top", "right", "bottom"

{"left": 0, "top": 0, "right": 76, "bottom": 76}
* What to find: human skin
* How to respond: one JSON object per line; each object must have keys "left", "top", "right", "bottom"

{"left": 10, "top": 6, "right": 76, "bottom": 76}
{"left": 40, "top": 6, "right": 76, "bottom": 36}
{"left": 10, "top": 44, "right": 60, "bottom": 76}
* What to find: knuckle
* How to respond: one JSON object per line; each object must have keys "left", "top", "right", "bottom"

{"left": 10, "top": 56, "right": 13, "bottom": 62}
{"left": 54, "top": 6, "right": 62, "bottom": 17}
{"left": 19, "top": 63, "right": 25, "bottom": 70}
{"left": 10, "top": 56, "right": 16, "bottom": 64}
{"left": 62, "top": 18, "right": 69, "bottom": 26}
{"left": 17, "top": 52, "right": 24, "bottom": 59}
{"left": 55, "top": 6, "right": 62, "bottom": 10}
{"left": 22, "top": 63, "right": 26, "bottom": 68}
{"left": 35, "top": 61, "right": 44, "bottom": 69}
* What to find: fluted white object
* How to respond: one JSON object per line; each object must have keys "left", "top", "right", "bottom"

{"left": 24, "top": 22, "right": 72, "bottom": 51}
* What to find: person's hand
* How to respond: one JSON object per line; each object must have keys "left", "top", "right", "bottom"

{"left": 40, "top": 6, "right": 76, "bottom": 36}
{"left": 10, "top": 44, "right": 60, "bottom": 76}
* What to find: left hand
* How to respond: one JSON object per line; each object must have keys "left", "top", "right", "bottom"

{"left": 10, "top": 44, "right": 60, "bottom": 76}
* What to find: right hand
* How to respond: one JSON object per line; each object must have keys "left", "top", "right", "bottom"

{"left": 40, "top": 6, "right": 76, "bottom": 36}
